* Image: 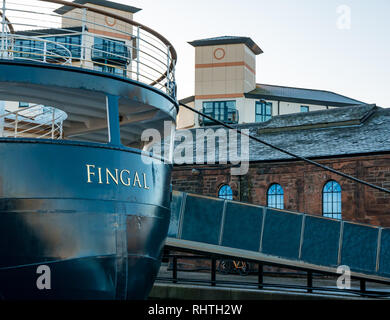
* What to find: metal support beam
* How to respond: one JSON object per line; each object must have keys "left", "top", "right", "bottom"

{"left": 172, "top": 256, "right": 178, "bottom": 284}
{"left": 360, "top": 279, "right": 366, "bottom": 294}
{"left": 307, "top": 271, "right": 313, "bottom": 293}
{"left": 258, "top": 263, "right": 263, "bottom": 289}
{"left": 211, "top": 258, "right": 216, "bottom": 287}
{"left": 106, "top": 94, "right": 120, "bottom": 145}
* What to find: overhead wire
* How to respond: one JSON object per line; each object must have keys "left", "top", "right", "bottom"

{"left": 179, "top": 102, "right": 390, "bottom": 195}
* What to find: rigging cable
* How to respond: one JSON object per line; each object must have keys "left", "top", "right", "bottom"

{"left": 179, "top": 102, "right": 390, "bottom": 195}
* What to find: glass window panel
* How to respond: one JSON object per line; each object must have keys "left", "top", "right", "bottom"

{"left": 256, "top": 101, "right": 272, "bottom": 123}
{"left": 56, "top": 37, "right": 65, "bottom": 44}
{"left": 266, "top": 103, "right": 272, "bottom": 115}
{"left": 202, "top": 101, "right": 237, "bottom": 125}
{"left": 226, "top": 101, "right": 235, "bottom": 109}
{"left": 267, "top": 184, "right": 284, "bottom": 209}
{"left": 323, "top": 193, "right": 328, "bottom": 204}
{"left": 323, "top": 181, "right": 342, "bottom": 219}
{"left": 219, "top": 185, "right": 233, "bottom": 200}
{"left": 301, "top": 106, "right": 309, "bottom": 112}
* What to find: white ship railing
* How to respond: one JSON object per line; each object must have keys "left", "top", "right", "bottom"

{"left": 4, "top": 34, "right": 72, "bottom": 64}
{"left": 0, "top": 0, "right": 177, "bottom": 98}
{"left": 0, "top": 104, "right": 67, "bottom": 139}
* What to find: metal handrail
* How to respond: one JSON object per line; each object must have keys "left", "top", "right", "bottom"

{"left": 1, "top": 105, "right": 66, "bottom": 139}
{"left": 0, "top": 0, "right": 177, "bottom": 98}
{"left": 0, "top": 104, "right": 40, "bottom": 119}
{"left": 9, "top": 34, "right": 72, "bottom": 64}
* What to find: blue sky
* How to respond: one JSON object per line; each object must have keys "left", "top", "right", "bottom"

{"left": 124, "top": 0, "right": 389, "bottom": 107}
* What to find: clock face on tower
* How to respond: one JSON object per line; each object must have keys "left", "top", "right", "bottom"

{"left": 213, "top": 48, "right": 226, "bottom": 60}
{"left": 105, "top": 16, "right": 117, "bottom": 27}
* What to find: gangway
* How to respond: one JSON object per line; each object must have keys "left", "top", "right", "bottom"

{"left": 165, "top": 191, "right": 390, "bottom": 288}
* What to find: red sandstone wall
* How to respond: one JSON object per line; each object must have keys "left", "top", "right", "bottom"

{"left": 171, "top": 154, "right": 390, "bottom": 227}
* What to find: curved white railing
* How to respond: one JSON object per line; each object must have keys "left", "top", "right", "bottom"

{"left": 0, "top": 104, "right": 67, "bottom": 139}
{"left": 6, "top": 34, "right": 72, "bottom": 64}
{"left": 0, "top": 0, "right": 177, "bottom": 98}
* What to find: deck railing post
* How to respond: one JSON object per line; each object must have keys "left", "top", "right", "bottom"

{"left": 60, "top": 121, "right": 63, "bottom": 139}
{"left": 171, "top": 60, "right": 176, "bottom": 98}
{"left": 0, "top": 100, "right": 4, "bottom": 137}
{"left": 81, "top": 7, "right": 87, "bottom": 68}
{"left": 14, "top": 112, "right": 18, "bottom": 137}
{"left": 1, "top": 0, "right": 6, "bottom": 59}
{"left": 51, "top": 108, "right": 55, "bottom": 139}
{"left": 166, "top": 45, "right": 170, "bottom": 95}
{"left": 43, "top": 41, "right": 47, "bottom": 63}
{"left": 136, "top": 27, "right": 140, "bottom": 82}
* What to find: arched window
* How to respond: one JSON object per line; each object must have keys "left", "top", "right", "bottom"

{"left": 323, "top": 181, "right": 342, "bottom": 220}
{"left": 218, "top": 184, "right": 233, "bottom": 200}
{"left": 267, "top": 184, "right": 284, "bottom": 209}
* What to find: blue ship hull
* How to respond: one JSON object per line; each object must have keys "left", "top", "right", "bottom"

{"left": 0, "top": 139, "right": 171, "bottom": 299}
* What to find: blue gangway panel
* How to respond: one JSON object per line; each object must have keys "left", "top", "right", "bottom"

{"left": 170, "top": 191, "right": 388, "bottom": 282}
{"left": 301, "top": 216, "right": 341, "bottom": 267}
{"left": 379, "top": 228, "right": 390, "bottom": 277}
{"left": 180, "top": 194, "right": 224, "bottom": 245}
{"left": 261, "top": 209, "right": 302, "bottom": 260}
{"left": 167, "top": 192, "right": 184, "bottom": 238}
{"left": 341, "top": 222, "right": 379, "bottom": 274}
{"left": 221, "top": 202, "right": 263, "bottom": 252}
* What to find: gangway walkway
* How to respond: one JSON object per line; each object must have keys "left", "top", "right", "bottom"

{"left": 165, "top": 191, "right": 390, "bottom": 285}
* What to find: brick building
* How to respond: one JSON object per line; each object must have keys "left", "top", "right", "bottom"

{"left": 171, "top": 104, "right": 390, "bottom": 227}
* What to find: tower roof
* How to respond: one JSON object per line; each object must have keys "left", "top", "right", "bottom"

{"left": 188, "top": 36, "right": 263, "bottom": 55}
{"left": 246, "top": 84, "right": 365, "bottom": 107}
{"left": 54, "top": 0, "right": 142, "bottom": 15}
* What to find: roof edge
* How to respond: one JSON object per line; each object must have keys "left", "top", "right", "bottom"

{"left": 188, "top": 36, "right": 263, "bottom": 55}
{"left": 252, "top": 83, "right": 366, "bottom": 105}
{"left": 54, "top": 0, "right": 142, "bottom": 15}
